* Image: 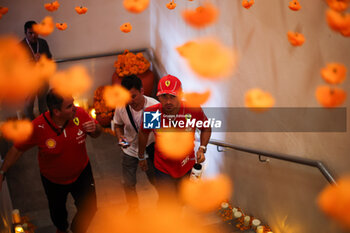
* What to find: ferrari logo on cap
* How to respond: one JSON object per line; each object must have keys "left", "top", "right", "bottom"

{"left": 73, "top": 117, "right": 79, "bottom": 126}
{"left": 185, "top": 114, "right": 192, "bottom": 120}
{"left": 165, "top": 80, "right": 171, "bottom": 87}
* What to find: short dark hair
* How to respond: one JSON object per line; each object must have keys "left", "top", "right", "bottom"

{"left": 121, "top": 75, "right": 143, "bottom": 91}
{"left": 46, "top": 89, "right": 64, "bottom": 115}
{"left": 24, "top": 21, "right": 37, "bottom": 34}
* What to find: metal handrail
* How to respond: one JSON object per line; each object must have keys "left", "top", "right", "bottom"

{"left": 208, "top": 139, "right": 337, "bottom": 185}
{"left": 54, "top": 48, "right": 148, "bottom": 63}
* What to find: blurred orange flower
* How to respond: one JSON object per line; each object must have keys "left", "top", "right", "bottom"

{"left": 318, "top": 176, "right": 350, "bottom": 230}
{"left": 242, "top": 0, "right": 254, "bottom": 9}
{"left": 114, "top": 50, "right": 150, "bottom": 77}
{"left": 34, "top": 54, "right": 56, "bottom": 81}
{"left": 75, "top": 6, "right": 88, "bottom": 14}
{"left": 56, "top": 23, "right": 67, "bottom": 31}
{"left": 180, "top": 174, "right": 232, "bottom": 212}
{"left": 321, "top": 63, "right": 347, "bottom": 84}
{"left": 0, "top": 6, "right": 9, "bottom": 15}
{"left": 120, "top": 22, "right": 132, "bottom": 33}
{"left": 289, "top": 0, "right": 302, "bottom": 11}
{"left": 103, "top": 85, "right": 131, "bottom": 108}
{"left": 156, "top": 129, "right": 195, "bottom": 160}
{"left": 315, "top": 85, "right": 346, "bottom": 108}
{"left": 177, "top": 39, "right": 236, "bottom": 79}
{"left": 50, "top": 66, "right": 92, "bottom": 97}
{"left": 90, "top": 204, "right": 214, "bottom": 233}
{"left": 287, "top": 31, "right": 305, "bottom": 46}
{"left": 245, "top": 89, "right": 275, "bottom": 111}
{"left": 176, "top": 41, "right": 196, "bottom": 57}
{"left": 44, "top": 1, "right": 60, "bottom": 12}
{"left": 166, "top": 0, "right": 176, "bottom": 10}
{"left": 326, "top": 0, "right": 349, "bottom": 12}
{"left": 326, "top": 9, "right": 350, "bottom": 34}
{"left": 123, "top": 0, "right": 149, "bottom": 13}
{"left": 1, "top": 120, "right": 33, "bottom": 144}
{"left": 182, "top": 3, "right": 218, "bottom": 28}
{"left": 33, "top": 16, "right": 55, "bottom": 36}
{"left": 0, "top": 36, "right": 42, "bottom": 102}
{"left": 182, "top": 90, "right": 211, "bottom": 107}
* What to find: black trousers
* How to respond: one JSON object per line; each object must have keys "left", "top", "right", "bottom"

{"left": 41, "top": 162, "right": 97, "bottom": 233}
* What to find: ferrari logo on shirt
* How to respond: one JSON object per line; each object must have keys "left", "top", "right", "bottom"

{"left": 73, "top": 117, "right": 79, "bottom": 126}
{"left": 46, "top": 139, "right": 56, "bottom": 149}
{"left": 165, "top": 80, "right": 171, "bottom": 87}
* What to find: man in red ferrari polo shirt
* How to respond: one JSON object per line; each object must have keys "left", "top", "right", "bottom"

{"left": 0, "top": 89, "right": 102, "bottom": 233}
{"left": 138, "top": 75, "right": 212, "bottom": 202}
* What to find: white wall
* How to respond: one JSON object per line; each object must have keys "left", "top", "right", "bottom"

{"left": 0, "top": 0, "right": 150, "bottom": 58}
{"left": 150, "top": 1, "right": 349, "bottom": 232}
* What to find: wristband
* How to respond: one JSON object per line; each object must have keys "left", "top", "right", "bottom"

{"left": 138, "top": 157, "right": 146, "bottom": 161}
{"left": 199, "top": 145, "right": 207, "bottom": 153}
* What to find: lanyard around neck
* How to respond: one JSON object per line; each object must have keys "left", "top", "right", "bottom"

{"left": 25, "top": 38, "right": 39, "bottom": 57}
{"left": 43, "top": 113, "right": 69, "bottom": 136}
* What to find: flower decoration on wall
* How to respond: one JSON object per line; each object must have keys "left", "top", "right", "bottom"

{"left": 44, "top": 1, "right": 60, "bottom": 12}
{"left": 326, "top": 9, "right": 350, "bottom": 37}
{"left": 180, "top": 174, "right": 232, "bottom": 212}
{"left": 123, "top": 0, "right": 150, "bottom": 13}
{"left": 103, "top": 84, "right": 131, "bottom": 108}
{"left": 1, "top": 120, "right": 33, "bottom": 144}
{"left": 0, "top": 6, "right": 9, "bottom": 19}
{"left": 182, "top": 90, "right": 211, "bottom": 107}
{"left": 321, "top": 63, "right": 347, "bottom": 84}
{"left": 245, "top": 89, "right": 275, "bottom": 111}
{"left": 166, "top": 0, "right": 177, "bottom": 10}
{"left": 33, "top": 16, "right": 55, "bottom": 36}
{"left": 177, "top": 39, "right": 236, "bottom": 79}
{"left": 289, "top": 0, "right": 302, "bottom": 11}
{"left": 326, "top": 0, "right": 349, "bottom": 12}
{"left": 50, "top": 66, "right": 92, "bottom": 97}
{"left": 287, "top": 31, "right": 305, "bottom": 46}
{"left": 56, "top": 23, "right": 67, "bottom": 31}
{"left": 75, "top": 6, "right": 88, "bottom": 14}
{"left": 182, "top": 3, "right": 219, "bottom": 28}
{"left": 120, "top": 22, "right": 132, "bottom": 33}
{"left": 318, "top": 176, "right": 350, "bottom": 230}
{"left": 315, "top": 85, "right": 346, "bottom": 107}
{"left": 114, "top": 49, "right": 150, "bottom": 77}
{"left": 242, "top": 0, "right": 254, "bottom": 9}
{"left": 93, "top": 86, "right": 115, "bottom": 127}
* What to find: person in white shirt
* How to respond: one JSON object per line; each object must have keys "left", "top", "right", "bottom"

{"left": 112, "top": 75, "right": 158, "bottom": 214}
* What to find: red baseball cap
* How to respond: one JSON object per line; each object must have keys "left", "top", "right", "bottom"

{"left": 156, "top": 75, "right": 182, "bottom": 96}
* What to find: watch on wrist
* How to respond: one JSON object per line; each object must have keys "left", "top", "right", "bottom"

{"left": 199, "top": 145, "right": 207, "bottom": 153}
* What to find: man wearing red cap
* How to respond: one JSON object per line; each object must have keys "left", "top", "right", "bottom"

{"left": 138, "top": 75, "right": 211, "bottom": 201}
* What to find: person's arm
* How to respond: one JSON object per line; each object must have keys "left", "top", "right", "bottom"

{"left": 138, "top": 129, "right": 150, "bottom": 171}
{"left": 115, "top": 124, "right": 130, "bottom": 148}
{"left": 83, "top": 121, "right": 102, "bottom": 138}
{"left": 114, "top": 124, "right": 125, "bottom": 141}
{"left": 196, "top": 127, "right": 212, "bottom": 163}
{"left": 0, "top": 147, "right": 24, "bottom": 191}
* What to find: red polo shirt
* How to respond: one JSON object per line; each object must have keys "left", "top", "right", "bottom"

{"left": 141, "top": 102, "right": 208, "bottom": 178}
{"left": 15, "top": 107, "right": 97, "bottom": 184}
